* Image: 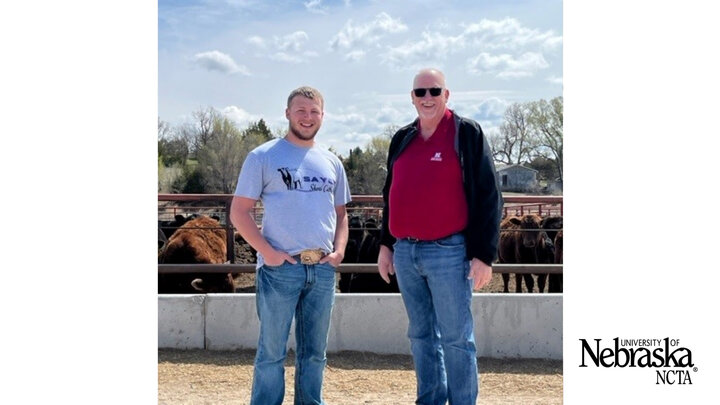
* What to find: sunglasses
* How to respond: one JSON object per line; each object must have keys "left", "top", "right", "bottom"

{"left": 413, "top": 87, "right": 443, "bottom": 97}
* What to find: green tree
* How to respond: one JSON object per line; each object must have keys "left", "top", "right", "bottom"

{"left": 527, "top": 156, "right": 559, "bottom": 182}
{"left": 341, "top": 125, "right": 395, "bottom": 195}
{"left": 172, "top": 162, "right": 205, "bottom": 193}
{"left": 195, "top": 116, "right": 244, "bottom": 193}
{"left": 243, "top": 119, "right": 274, "bottom": 142}
{"left": 195, "top": 115, "right": 269, "bottom": 193}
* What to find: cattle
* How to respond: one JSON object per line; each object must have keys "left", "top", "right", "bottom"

{"left": 534, "top": 231, "right": 555, "bottom": 293}
{"left": 548, "top": 230, "right": 563, "bottom": 292}
{"left": 358, "top": 217, "right": 380, "bottom": 262}
{"left": 158, "top": 214, "right": 192, "bottom": 240}
{"left": 498, "top": 214, "right": 554, "bottom": 293}
{"left": 540, "top": 216, "right": 563, "bottom": 244}
{"left": 158, "top": 215, "right": 237, "bottom": 294}
{"left": 339, "top": 216, "right": 399, "bottom": 293}
{"left": 539, "top": 216, "right": 563, "bottom": 293}
{"left": 339, "top": 216, "right": 364, "bottom": 292}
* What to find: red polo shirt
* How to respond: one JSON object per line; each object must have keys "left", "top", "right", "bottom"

{"left": 389, "top": 109, "right": 468, "bottom": 240}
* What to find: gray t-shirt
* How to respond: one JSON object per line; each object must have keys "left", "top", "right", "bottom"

{"left": 234, "top": 138, "right": 351, "bottom": 267}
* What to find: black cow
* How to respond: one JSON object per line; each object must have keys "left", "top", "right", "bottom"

{"left": 158, "top": 214, "right": 193, "bottom": 240}
{"left": 339, "top": 216, "right": 364, "bottom": 292}
{"left": 549, "top": 230, "right": 563, "bottom": 292}
{"left": 339, "top": 217, "right": 399, "bottom": 293}
{"left": 536, "top": 216, "right": 562, "bottom": 292}
{"left": 534, "top": 231, "right": 555, "bottom": 293}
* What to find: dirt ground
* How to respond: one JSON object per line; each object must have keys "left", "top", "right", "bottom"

{"left": 158, "top": 349, "right": 563, "bottom": 404}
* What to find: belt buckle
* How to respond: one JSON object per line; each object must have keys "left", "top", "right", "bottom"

{"left": 407, "top": 237, "right": 421, "bottom": 243}
{"left": 300, "top": 249, "right": 324, "bottom": 265}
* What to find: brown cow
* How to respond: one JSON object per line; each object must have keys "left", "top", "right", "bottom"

{"left": 498, "top": 214, "right": 553, "bottom": 293}
{"left": 158, "top": 215, "right": 236, "bottom": 294}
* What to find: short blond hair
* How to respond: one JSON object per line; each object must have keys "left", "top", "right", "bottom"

{"left": 287, "top": 86, "right": 324, "bottom": 110}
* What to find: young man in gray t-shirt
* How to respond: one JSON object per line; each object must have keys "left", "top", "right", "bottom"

{"left": 230, "top": 86, "right": 350, "bottom": 405}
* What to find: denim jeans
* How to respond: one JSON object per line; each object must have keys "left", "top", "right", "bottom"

{"left": 250, "top": 261, "right": 336, "bottom": 405}
{"left": 393, "top": 233, "right": 478, "bottom": 405}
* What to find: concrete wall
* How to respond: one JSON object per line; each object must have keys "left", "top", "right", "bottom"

{"left": 159, "top": 293, "right": 562, "bottom": 359}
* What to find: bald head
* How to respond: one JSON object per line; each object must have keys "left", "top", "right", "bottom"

{"left": 413, "top": 68, "right": 446, "bottom": 89}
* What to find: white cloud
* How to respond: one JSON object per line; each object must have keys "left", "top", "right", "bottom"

{"left": 192, "top": 50, "right": 250, "bottom": 75}
{"left": 304, "top": 0, "right": 327, "bottom": 14}
{"left": 547, "top": 75, "right": 563, "bottom": 85}
{"left": 381, "top": 31, "right": 464, "bottom": 70}
{"left": 270, "top": 52, "right": 303, "bottom": 64}
{"left": 330, "top": 12, "right": 408, "bottom": 52}
{"left": 275, "top": 31, "right": 309, "bottom": 52}
{"left": 245, "top": 31, "right": 316, "bottom": 64}
{"left": 246, "top": 36, "right": 266, "bottom": 49}
{"left": 450, "top": 97, "right": 510, "bottom": 132}
{"left": 467, "top": 52, "right": 549, "bottom": 78}
{"left": 344, "top": 50, "right": 366, "bottom": 61}
{"left": 224, "top": 0, "right": 258, "bottom": 7}
{"left": 343, "top": 132, "right": 373, "bottom": 143}
{"left": 462, "top": 18, "right": 562, "bottom": 50}
{"left": 374, "top": 103, "right": 412, "bottom": 126}
{"left": 380, "top": 17, "right": 560, "bottom": 75}
{"left": 221, "top": 105, "right": 261, "bottom": 128}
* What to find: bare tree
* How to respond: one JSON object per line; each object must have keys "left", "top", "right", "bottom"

{"left": 158, "top": 118, "right": 189, "bottom": 166}
{"left": 528, "top": 97, "right": 563, "bottom": 181}
{"left": 180, "top": 107, "right": 220, "bottom": 155}
{"left": 490, "top": 103, "right": 534, "bottom": 165}
{"left": 158, "top": 117, "right": 172, "bottom": 139}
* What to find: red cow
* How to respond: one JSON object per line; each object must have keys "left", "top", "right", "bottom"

{"left": 158, "top": 215, "right": 236, "bottom": 294}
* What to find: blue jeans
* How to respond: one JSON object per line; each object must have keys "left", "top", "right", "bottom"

{"left": 393, "top": 233, "right": 478, "bottom": 405}
{"left": 251, "top": 261, "right": 336, "bottom": 405}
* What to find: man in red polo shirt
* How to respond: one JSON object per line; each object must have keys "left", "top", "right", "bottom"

{"left": 377, "top": 68, "right": 503, "bottom": 405}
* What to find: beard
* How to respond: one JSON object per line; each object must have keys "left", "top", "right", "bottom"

{"left": 289, "top": 122, "right": 319, "bottom": 141}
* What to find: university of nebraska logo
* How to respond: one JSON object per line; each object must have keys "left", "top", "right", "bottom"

{"left": 579, "top": 338, "right": 698, "bottom": 385}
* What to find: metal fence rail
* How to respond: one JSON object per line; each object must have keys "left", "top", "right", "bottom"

{"left": 158, "top": 263, "right": 562, "bottom": 275}
{"left": 158, "top": 194, "right": 564, "bottom": 268}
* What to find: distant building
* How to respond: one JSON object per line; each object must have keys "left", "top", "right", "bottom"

{"left": 495, "top": 164, "right": 539, "bottom": 193}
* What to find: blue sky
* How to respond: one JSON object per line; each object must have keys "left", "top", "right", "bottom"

{"left": 159, "top": 0, "right": 562, "bottom": 155}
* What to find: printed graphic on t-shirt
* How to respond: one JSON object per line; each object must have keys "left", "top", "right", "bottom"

{"left": 276, "top": 166, "right": 336, "bottom": 193}
{"left": 430, "top": 152, "right": 443, "bottom": 162}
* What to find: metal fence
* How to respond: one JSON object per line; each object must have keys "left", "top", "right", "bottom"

{"left": 158, "top": 194, "right": 563, "bottom": 275}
